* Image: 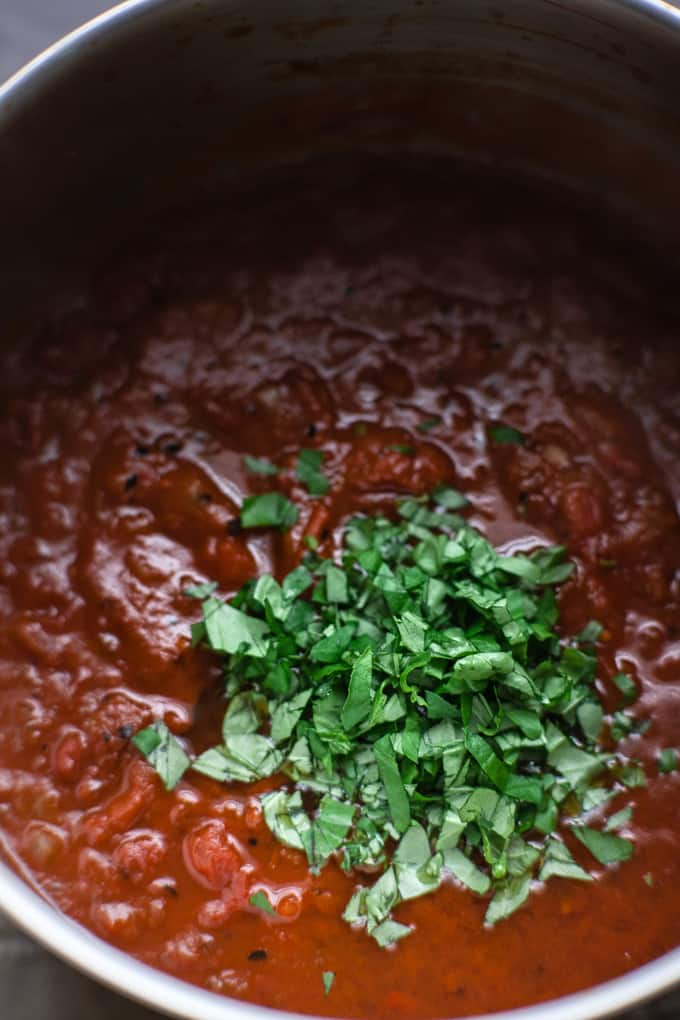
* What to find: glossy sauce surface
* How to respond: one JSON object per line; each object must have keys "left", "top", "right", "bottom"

{"left": 1, "top": 158, "right": 680, "bottom": 1018}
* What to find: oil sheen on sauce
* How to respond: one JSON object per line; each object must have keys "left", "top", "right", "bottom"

{"left": 0, "top": 156, "right": 679, "bottom": 1018}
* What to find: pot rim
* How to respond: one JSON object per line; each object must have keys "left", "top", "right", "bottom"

{"left": 2, "top": 1, "right": 680, "bottom": 1018}
{"left": 3, "top": 845, "right": 680, "bottom": 1020}
{"left": 3, "top": 0, "right": 680, "bottom": 106}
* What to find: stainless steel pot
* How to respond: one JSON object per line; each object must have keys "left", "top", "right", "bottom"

{"left": 1, "top": 1, "right": 680, "bottom": 1017}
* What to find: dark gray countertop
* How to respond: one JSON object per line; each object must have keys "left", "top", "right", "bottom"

{"left": 0, "top": 2, "right": 679, "bottom": 1018}
{"left": 0, "top": 0, "right": 110, "bottom": 83}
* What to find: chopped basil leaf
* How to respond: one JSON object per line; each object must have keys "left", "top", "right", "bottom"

{"left": 374, "top": 734, "right": 411, "bottom": 834}
{"left": 539, "top": 838, "right": 592, "bottom": 883}
{"left": 183, "top": 581, "right": 218, "bottom": 599}
{"left": 249, "top": 891, "right": 276, "bottom": 916}
{"left": 222, "top": 691, "right": 265, "bottom": 736}
{"left": 604, "top": 805, "right": 633, "bottom": 832}
{"left": 241, "top": 492, "right": 299, "bottom": 530}
{"left": 506, "top": 835, "right": 541, "bottom": 876}
{"left": 388, "top": 444, "right": 415, "bottom": 456}
{"left": 325, "top": 564, "right": 349, "bottom": 604}
{"left": 371, "top": 918, "right": 412, "bottom": 947}
{"left": 577, "top": 701, "right": 603, "bottom": 743}
{"left": 488, "top": 424, "right": 526, "bottom": 446}
{"left": 576, "top": 620, "right": 603, "bottom": 644}
{"left": 282, "top": 565, "right": 313, "bottom": 602}
{"left": 271, "top": 689, "right": 313, "bottom": 744}
{"left": 322, "top": 971, "right": 335, "bottom": 995}
{"left": 132, "top": 721, "right": 190, "bottom": 791}
{"left": 296, "top": 449, "right": 329, "bottom": 497}
{"left": 484, "top": 872, "right": 532, "bottom": 925}
{"left": 613, "top": 671, "right": 638, "bottom": 707}
{"left": 658, "top": 748, "right": 678, "bottom": 773}
{"left": 202, "top": 598, "right": 270, "bottom": 657}
{"left": 417, "top": 417, "right": 441, "bottom": 433}
{"left": 261, "top": 789, "right": 307, "bottom": 851}
{"left": 548, "top": 740, "right": 604, "bottom": 788}
{"left": 443, "top": 848, "right": 491, "bottom": 895}
{"left": 244, "top": 454, "right": 280, "bottom": 476}
{"left": 135, "top": 489, "right": 638, "bottom": 948}
{"left": 310, "top": 623, "right": 356, "bottom": 663}
{"left": 572, "top": 826, "right": 634, "bottom": 865}
{"left": 610, "top": 711, "right": 634, "bottom": 743}
{"left": 190, "top": 620, "right": 206, "bottom": 646}
{"left": 301, "top": 796, "right": 355, "bottom": 872}
{"left": 341, "top": 648, "right": 373, "bottom": 730}
{"left": 192, "top": 735, "right": 284, "bottom": 783}
{"left": 432, "top": 485, "right": 468, "bottom": 510}
{"left": 620, "top": 763, "right": 646, "bottom": 788}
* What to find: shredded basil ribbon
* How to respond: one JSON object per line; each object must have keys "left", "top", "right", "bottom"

{"left": 136, "top": 488, "right": 638, "bottom": 945}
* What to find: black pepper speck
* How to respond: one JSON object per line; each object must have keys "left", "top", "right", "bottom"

{"left": 227, "top": 517, "right": 243, "bottom": 536}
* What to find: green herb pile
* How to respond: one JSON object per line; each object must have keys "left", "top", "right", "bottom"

{"left": 135, "top": 487, "right": 637, "bottom": 946}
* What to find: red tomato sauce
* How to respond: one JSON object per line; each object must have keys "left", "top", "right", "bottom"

{"left": 0, "top": 156, "right": 679, "bottom": 1017}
